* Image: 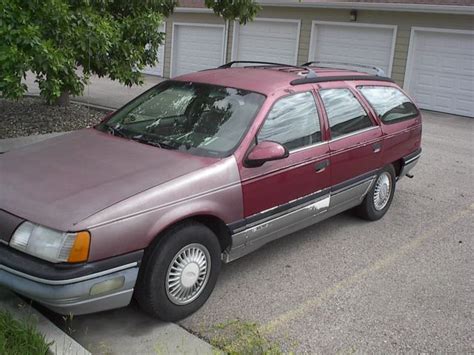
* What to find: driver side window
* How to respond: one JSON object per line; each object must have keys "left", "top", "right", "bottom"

{"left": 257, "top": 92, "right": 321, "bottom": 151}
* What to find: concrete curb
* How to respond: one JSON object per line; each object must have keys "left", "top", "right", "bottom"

{"left": 65, "top": 306, "right": 220, "bottom": 354}
{"left": 23, "top": 71, "right": 163, "bottom": 110}
{"left": 1, "top": 93, "right": 114, "bottom": 153}
{"left": 0, "top": 287, "right": 90, "bottom": 355}
{"left": 0, "top": 132, "right": 67, "bottom": 153}
{"left": 24, "top": 93, "right": 116, "bottom": 112}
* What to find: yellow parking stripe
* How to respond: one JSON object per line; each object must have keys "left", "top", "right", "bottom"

{"left": 260, "top": 204, "right": 474, "bottom": 334}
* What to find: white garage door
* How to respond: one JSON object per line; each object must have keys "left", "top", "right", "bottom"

{"left": 309, "top": 21, "right": 396, "bottom": 76}
{"left": 404, "top": 28, "right": 474, "bottom": 117}
{"left": 171, "top": 23, "right": 225, "bottom": 77}
{"left": 232, "top": 18, "right": 300, "bottom": 65}
{"left": 141, "top": 24, "right": 166, "bottom": 77}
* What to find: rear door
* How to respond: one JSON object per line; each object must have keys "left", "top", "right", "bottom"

{"left": 317, "top": 85, "right": 383, "bottom": 209}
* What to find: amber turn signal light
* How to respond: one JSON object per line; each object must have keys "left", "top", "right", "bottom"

{"left": 67, "top": 231, "right": 91, "bottom": 263}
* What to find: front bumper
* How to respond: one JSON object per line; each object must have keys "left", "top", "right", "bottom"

{"left": 0, "top": 246, "right": 143, "bottom": 315}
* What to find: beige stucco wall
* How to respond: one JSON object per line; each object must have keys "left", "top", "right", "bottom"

{"left": 162, "top": 8, "right": 473, "bottom": 86}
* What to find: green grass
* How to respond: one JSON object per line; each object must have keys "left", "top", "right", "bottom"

{"left": 209, "top": 319, "right": 286, "bottom": 355}
{"left": 0, "top": 310, "right": 51, "bottom": 355}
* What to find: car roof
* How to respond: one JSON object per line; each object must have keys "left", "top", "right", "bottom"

{"left": 174, "top": 66, "right": 386, "bottom": 95}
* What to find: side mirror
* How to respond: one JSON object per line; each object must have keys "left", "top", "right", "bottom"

{"left": 245, "top": 141, "right": 289, "bottom": 167}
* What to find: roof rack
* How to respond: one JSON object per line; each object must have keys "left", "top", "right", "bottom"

{"left": 219, "top": 60, "right": 293, "bottom": 69}
{"left": 302, "top": 61, "right": 386, "bottom": 77}
{"left": 290, "top": 75, "right": 395, "bottom": 86}
{"left": 218, "top": 61, "right": 318, "bottom": 79}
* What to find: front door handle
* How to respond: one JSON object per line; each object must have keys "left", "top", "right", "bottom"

{"left": 315, "top": 159, "right": 329, "bottom": 173}
{"left": 372, "top": 142, "right": 382, "bottom": 153}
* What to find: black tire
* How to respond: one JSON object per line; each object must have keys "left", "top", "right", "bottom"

{"left": 135, "top": 222, "right": 221, "bottom": 321}
{"left": 356, "top": 165, "right": 396, "bottom": 221}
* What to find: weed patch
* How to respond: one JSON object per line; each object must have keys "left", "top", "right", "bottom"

{"left": 209, "top": 319, "right": 286, "bottom": 355}
{"left": 0, "top": 309, "right": 51, "bottom": 355}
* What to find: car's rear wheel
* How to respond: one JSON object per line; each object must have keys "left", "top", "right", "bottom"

{"left": 135, "top": 222, "right": 221, "bottom": 321}
{"left": 356, "top": 165, "right": 396, "bottom": 221}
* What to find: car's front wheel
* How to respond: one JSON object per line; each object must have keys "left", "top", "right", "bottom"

{"left": 356, "top": 165, "right": 396, "bottom": 221}
{"left": 135, "top": 222, "right": 221, "bottom": 321}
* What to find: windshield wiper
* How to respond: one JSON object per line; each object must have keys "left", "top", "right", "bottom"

{"left": 131, "top": 135, "right": 176, "bottom": 150}
{"left": 106, "top": 124, "right": 127, "bottom": 138}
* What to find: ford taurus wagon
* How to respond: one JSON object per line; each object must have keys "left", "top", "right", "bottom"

{"left": 0, "top": 61, "right": 422, "bottom": 321}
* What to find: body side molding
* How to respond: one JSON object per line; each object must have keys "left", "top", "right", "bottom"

{"left": 223, "top": 171, "right": 378, "bottom": 263}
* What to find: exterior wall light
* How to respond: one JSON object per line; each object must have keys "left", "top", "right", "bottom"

{"left": 350, "top": 9, "right": 358, "bottom": 22}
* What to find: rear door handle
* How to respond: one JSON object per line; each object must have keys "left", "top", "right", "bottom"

{"left": 315, "top": 159, "right": 329, "bottom": 173}
{"left": 372, "top": 142, "right": 382, "bottom": 153}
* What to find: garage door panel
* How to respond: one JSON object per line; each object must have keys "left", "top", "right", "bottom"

{"left": 440, "top": 57, "right": 462, "bottom": 72}
{"left": 461, "top": 57, "right": 474, "bottom": 72}
{"left": 233, "top": 19, "right": 299, "bottom": 65}
{"left": 417, "top": 73, "right": 435, "bottom": 87}
{"left": 317, "top": 47, "right": 389, "bottom": 70}
{"left": 460, "top": 78, "right": 473, "bottom": 92}
{"left": 238, "top": 35, "right": 296, "bottom": 48}
{"left": 239, "top": 37, "right": 295, "bottom": 52}
{"left": 419, "top": 53, "right": 438, "bottom": 68}
{"left": 434, "top": 95, "right": 454, "bottom": 110}
{"left": 406, "top": 29, "right": 474, "bottom": 117}
{"left": 238, "top": 45, "right": 293, "bottom": 58}
{"left": 238, "top": 50, "right": 296, "bottom": 65}
{"left": 457, "top": 98, "right": 473, "bottom": 113}
{"left": 309, "top": 23, "right": 395, "bottom": 75}
{"left": 238, "top": 21, "right": 298, "bottom": 38}
{"left": 172, "top": 24, "right": 224, "bottom": 77}
{"left": 438, "top": 76, "right": 456, "bottom": 90}
{"left": 239, "top": 21, "right": 297, "bottom": 39}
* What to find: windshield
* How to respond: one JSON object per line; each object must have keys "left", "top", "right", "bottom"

{"left": 96, "top": 81, "right": 265, "bottom": 157}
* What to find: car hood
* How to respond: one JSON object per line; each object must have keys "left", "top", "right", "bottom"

{"left": 0, "top": 129, "right": 218, "bottom": 231}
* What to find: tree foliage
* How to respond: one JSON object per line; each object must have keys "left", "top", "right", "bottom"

{"left": 0, "top": 0, "right": 260, "bottom": 104}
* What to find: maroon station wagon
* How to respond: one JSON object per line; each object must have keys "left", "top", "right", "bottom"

{"left": 0, "top": 61, "right": 422, "bottom": 321}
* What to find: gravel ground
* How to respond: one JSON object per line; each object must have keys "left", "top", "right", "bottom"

{"left": 0, "top": 97, "right": 109, "bottom": 139}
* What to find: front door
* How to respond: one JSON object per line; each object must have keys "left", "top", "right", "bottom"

{"left": 239, "top": 90, "right": 331, "bottom": 225}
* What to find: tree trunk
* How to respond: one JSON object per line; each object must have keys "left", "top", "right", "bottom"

{"left": 55, "top": 90, "right": 70, "bottom": 106}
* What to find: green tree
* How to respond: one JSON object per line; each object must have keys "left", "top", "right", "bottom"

{"left": 0, "top": 0, "right": 260, "bottom": 105}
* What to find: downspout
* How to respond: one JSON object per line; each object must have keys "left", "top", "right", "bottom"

{"left": 224, "top": 20, "right": 230, "bottom": 64}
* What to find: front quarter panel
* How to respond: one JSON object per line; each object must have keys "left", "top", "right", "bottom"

{"left": 77, "top": 156, "right": 243, "bottom": 261}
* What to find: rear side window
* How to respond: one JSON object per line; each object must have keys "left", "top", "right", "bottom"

{"left": 358, "top": 86, "right": 419, "bottom": 124}
{"left": 258, "top": 92, "right": 321, "bottom": 151}
{"left": 319, "top": 88, "right": 373, "bottom": 138}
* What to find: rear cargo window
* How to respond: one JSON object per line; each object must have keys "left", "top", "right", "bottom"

{"left": 358, "top": 86, "right": 419, "bottom": 124}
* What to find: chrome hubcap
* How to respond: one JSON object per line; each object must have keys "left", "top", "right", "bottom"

{"left": 166, "top": 243, "right": 211, "bottom": 305}
{"left": 373, "top": 172, "right": 391, "bottom": 211}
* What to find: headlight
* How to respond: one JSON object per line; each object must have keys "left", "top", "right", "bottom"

{"left": 10, "top": 222, "right": 90, "bottom": 263}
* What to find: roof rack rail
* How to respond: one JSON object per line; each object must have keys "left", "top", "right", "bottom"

{"left": 302, "top": 61, "right": 386, "bottom": 77}
{"left": 219, "top": 60, "right": 294, "bottom": 69}
{"left": 218, "top": 61, "right": 318, "bottom": 79}
{"left": 290, "top": 75, "right": 394, "bottom": 86}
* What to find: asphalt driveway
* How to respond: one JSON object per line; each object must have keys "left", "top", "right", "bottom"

{"left": 43, "top": 111, "right": 473, "bottom": 353}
